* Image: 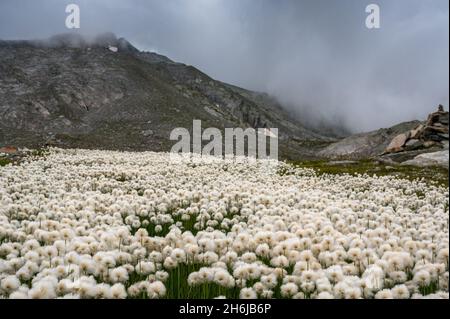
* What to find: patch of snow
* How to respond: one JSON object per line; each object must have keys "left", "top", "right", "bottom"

{"left": 262, "top": 128, "right": 277, "bottom": 138}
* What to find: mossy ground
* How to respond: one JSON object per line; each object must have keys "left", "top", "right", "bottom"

{"left": 285, "top": 159, "right": 449, "bottom": 187}
{"left": 0, "top": 148, "right": 50, "bottom": 167}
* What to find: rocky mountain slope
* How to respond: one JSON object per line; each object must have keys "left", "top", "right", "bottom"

{"left": 0, "top": 33, "right": 335, "bottom": 160}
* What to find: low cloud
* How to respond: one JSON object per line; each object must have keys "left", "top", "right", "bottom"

{"left": 0, "top": 0, "right": 448, "bottom": 132}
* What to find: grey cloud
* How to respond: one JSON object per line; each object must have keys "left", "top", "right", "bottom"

{"left": 0, "top": 0, "right": 448, "bottom": 132}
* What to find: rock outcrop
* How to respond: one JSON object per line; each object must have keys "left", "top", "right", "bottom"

{"left": 318, "top": 121, "right": 421, "bottom": 160}
{"left": 383, "top": 105, "right": 449, "bottom": 155}
{"left": 385, "top": 132, "right": 411, "bottom": 153}
{"left": 318, "top": 106, "right": 448, "bottom": 169}
{"left": 402, "top": 150, "right": 449, "bottom": 169}
{"left": 0, "top": 146, "right": 18, "bottom": 154}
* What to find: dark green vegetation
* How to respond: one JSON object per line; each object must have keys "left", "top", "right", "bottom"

{"left": 124, "top": 219, "right": 443, "bottom": 299}
{"left": 165, "top": 265, "right": 241, "bottom": 299}
{"left": 0, "top": 148, "right": 50, "bottom": 167}
{"left": 30, "top": 148, "right": 50, "bottom": 157}
{"left": 0, "top": 157, "right": 11, "bottom": 166}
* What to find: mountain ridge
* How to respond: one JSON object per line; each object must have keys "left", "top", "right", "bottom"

{"left": 0, "top": 33, "right": 336, "bottom": 160}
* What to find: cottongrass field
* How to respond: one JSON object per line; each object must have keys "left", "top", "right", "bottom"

{"left": 0, "top": 148, "right": 448, "bottom": 299}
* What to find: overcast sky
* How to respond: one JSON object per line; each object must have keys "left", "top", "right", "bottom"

{"left": 0, "top": 0, "right": 448, "bottom": 132}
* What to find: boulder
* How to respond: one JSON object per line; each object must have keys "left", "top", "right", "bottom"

{"left": 326, "top": 160, "right": 359, "bottom": 166}
{"left": 402, "top": 150, "right": 449, "bottom": 169}
{"left": 380, "top": 146, "right": 443, "bottom": 163}
{"left": 423, "top": 140, "right": 439, "bottom": 148}
{"left": 437, "top": 112, "right": 449, "bottom": 125}
{"left": 385, "top": 132, "right": 410, "bottom": 153}
{"left": 375, "top": 157, "right": 398, "bottom": 165}
{"left": 426, "top": 109, "right": 449, "bottom": 126}
{"left": 429, "top": 125, "right": 447, "bottom": 133}
{"left": 404, "top": 139, "right": 423, "bottom": 151}
{"left": 421, "top": 126, "right": 448, "bottom": 141}
{"left": 433, "top": 122, "right": 448, "bottom": 129}
{"left": 410, "top": 124, "right": 424, "bottom": 139}
{"left": 439, "top": 115, "right": 449, "bottom": 125}
{"left": 0, "top": 146, "right": 18, "bottom": 154}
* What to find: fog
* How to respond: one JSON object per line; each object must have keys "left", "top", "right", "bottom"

{"left": 0, "top": 0, "right": 448, "bottom": 132}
